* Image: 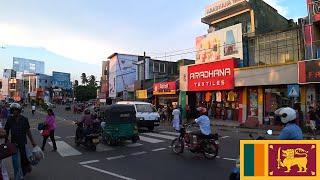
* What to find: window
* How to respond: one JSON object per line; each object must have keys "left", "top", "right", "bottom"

{"left": 160, "top": 63, "right": 165, "bottom": 73}
{"left": 136, "top": 104, "right": 157, "bottom": 113}
{"left": 154, "top": 62, "right": 159, "bottom": 72}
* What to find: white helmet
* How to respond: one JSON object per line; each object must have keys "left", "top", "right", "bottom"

{"left": 10, "top": 103, "right": 21, "bottom": 110}
{"left": 275, "top": 107, "right": 296, "bottom": 124}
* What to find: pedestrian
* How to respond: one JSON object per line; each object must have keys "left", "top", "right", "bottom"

{"left": 31, "top": 104, "right": 36, "bottom": 115}
{"left": 307, "top": 106, "right": 318, "bottom": 136}
{"left": 167, "top": 105, "right": 173, "bottom": 123}
{"left": 41, "top": 109, "right": 57, "bottom": 152}
{"left": 5, "top": 103, "right": 37, "bottom": 178}
{"left": 1, "top": 105, "right": 9, "bottom": 123}
{"left": 0, "top": 120, "right": 9, "bottom": 180}
{"left": 172, "top": 105, "right": 181, "bottom": 131}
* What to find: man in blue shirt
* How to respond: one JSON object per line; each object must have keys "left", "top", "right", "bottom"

{"left": 193, "top": 107, "right": 212, "bottom": 138}
{"left": 276, "top": 107, "right": 303, "bottom": 140}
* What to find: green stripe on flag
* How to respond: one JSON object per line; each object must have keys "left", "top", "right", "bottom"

{"left": 244, "top": 144, "right": 254, "bottom": 176}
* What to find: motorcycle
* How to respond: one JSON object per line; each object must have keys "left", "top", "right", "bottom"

{"left": 171, "top": 123, "right": 219, "bottom": 159}
{"left": 74, "top": 121, "right": 100, "bottom": 151}
{"left": 229, "top": 130, "right": 272, "bottom": 180}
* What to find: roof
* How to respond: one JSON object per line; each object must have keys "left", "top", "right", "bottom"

{"left": 108, "top": 53, "right": 146, "bottom": 59}
{"left": 116, "top": 101, "right": 152, "bottom": 105}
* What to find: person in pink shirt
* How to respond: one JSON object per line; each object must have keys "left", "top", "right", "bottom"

{"left": 41, "top": 109, "right": 57, "bottom": 151}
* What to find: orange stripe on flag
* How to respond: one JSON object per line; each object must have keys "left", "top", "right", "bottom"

{"left": 254, "top": 144, "right": 264, "bottom": 176}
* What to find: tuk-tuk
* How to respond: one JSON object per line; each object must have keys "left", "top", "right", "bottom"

{"left": 100, "top": 104, "right": 139, "bottom": 145}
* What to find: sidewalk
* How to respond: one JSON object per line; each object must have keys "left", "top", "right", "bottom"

{"left": 161, "top": 119, "right": 320, "bottom": 139}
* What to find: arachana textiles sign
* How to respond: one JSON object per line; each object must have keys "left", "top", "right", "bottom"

{"left": 188, "top": 59, "right": 235, "bottom": 91}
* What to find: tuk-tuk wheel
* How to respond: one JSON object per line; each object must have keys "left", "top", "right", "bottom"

{"left": 132, "top": 137, "right": 138, "bottom": 143}
{"left": 148, "top": 127, "right": 154, "bottom": 131}
{"left": 106, "top": 136, "right": 115, "bottom": 146}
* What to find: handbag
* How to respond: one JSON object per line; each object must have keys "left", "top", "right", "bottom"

{"left": 41, "top": 129, "right": 50, "bottom": 137}
{"left": 38, "top": 123, "right": 46, "bottom": 130}
{"left": 0, "top": 143, "right": 18, "bottom": 160}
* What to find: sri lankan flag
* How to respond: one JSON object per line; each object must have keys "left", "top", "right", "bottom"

{"left": 240, "top": 140, "right": 320, "bottom": 180}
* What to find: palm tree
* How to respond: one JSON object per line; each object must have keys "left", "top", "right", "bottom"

{"left": 81, "top": 73, "right": 88, "bottom": 85}
{"left": 88, "top": 75, "right": 97, "bottom": 87}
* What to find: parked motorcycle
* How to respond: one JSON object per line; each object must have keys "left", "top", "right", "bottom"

{"left": 229, "top": 130, "right": 272, "bottom": 180}
{"left": 171, "top": 123, "right": 219, "bottom": 159}
{"left": 74, "top": 121, "right": 100, "bottom": 151}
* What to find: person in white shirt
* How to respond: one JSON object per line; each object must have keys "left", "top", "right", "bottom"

{"left": 172, "top": 106, "right": 181, "bottom": 131}
{"left": 31, "top": 105, "right": 36, "bottom": 115}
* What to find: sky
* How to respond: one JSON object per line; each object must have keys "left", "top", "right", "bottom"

{"left": 0, "top": 0, "right": 307, "bottom": 79}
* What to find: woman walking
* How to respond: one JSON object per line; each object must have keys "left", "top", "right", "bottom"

{"left": 41, "top": 109, "right": 57, "bottom": 151}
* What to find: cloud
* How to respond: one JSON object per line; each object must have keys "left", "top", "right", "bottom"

{"left": 0, "top": 23, "right": 118, "bottom": 65}
{"left": 264, "top": 0, "right": 288, "bottom": 16}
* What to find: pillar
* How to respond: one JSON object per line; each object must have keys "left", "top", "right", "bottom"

{"left": 300, "top": 86, "right": 306, "bottom": 115}
{"left": 241, "top": 87, "right": 247, "bottom": 123}
{"left": 258, "top": 86, "right": 264, "bottom": 125}
{"left": 179, "top": 91, "right": 187, "bottom": 121}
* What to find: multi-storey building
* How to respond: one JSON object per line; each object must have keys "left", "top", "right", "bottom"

{"left": 180, "top": 0, "right": 304, "bottom": 127}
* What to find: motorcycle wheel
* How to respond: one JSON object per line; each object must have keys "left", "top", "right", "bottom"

{"left": 90, "top": 145, "right": 97, "bottom": 151}
{"left": 171, "top": 138, "right": 184, "bottom": 154}
{"left": 203, "top": 143, "right": 218, "bottom": 159}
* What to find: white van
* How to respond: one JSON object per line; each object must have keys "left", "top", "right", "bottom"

{"left": 116, "top": 101, "right": 160, "bottom": 131}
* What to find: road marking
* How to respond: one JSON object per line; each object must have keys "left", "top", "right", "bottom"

{"left": 143, "top": 132, "right": 176, "bottom": 140}
{"left": 131, "top": 151, "right": 147, "bottom": 156}
{"left": 222, "top": 158, "right": 237, "bottom": 161}
{"left": 48, "top": 141, "right": 82, "bottom": 157}
{"left": 96, "top": 144, "right": 115, "bottom": 152}
{"left": 160, "top": 131, "right": 180, "bottom": 136}
{"left": 65, "top": 135, "right": 75, "bottom": 139}
{"left": 55, "top": 136, "right": 61, "bottom": 139}
{"left": 139, "top": 135, "right": 164, "bottom": 143}
{"left": 125, "top": 143, "right": 143, "bottom": 147}
{"left": 151, "top": 148, "right": 166, "bottom": 152}
{"left": 82, "top": 165, "right": 136, "bottom": 180}
{"left": 220, "top": 136, "right": 230, "bottom": 139}
{"left": 106, "top": 155, "right": 126, "bottom": 160}
{"left": 79, "top": 160, "right": 100, "bottom": 165}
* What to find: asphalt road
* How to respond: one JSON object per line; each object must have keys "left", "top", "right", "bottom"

{"left": 4, "top": 104, "right": 258, "bottom": 180}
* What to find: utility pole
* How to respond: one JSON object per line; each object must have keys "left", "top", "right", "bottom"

{"left": 143, "top": 51, "right": 146, "bottom": 80}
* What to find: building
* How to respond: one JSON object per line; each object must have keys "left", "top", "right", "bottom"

{"left": 22, "top": 73, "right": 52, "bottom": 102}
{"left": 108, "top": 53, "right": 139, "bottom": 101}
{"left": 99, "top": 61, "right": 109, "bottom": 100}
{"left": 1, "top": 69, "right": 21, "bottom": 101}
{"left": 134, "top": 57, "right": 194, "bottom": 105}
{"left": 296, "top": 0, "right": 320, "bottom": 114}
{"left": 179, "top": 0, "right": 304, "bottom": 127}
{"left": 52, "top": 71, "right": 71, "bottom": 90}
{"left": 12, "top": 57, "right": 45, "bottom": 77}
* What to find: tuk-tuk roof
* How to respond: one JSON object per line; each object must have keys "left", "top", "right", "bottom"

{"left": 101, "top": 104, "right": 136, "bottom": 123}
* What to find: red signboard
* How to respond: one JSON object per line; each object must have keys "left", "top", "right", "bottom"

{"left": 298, "top": 59, "right": 320, "bottom": 83}
{"left": 153, "top": 81, "right": 176, "bottom": 95}
{"left": 188, "top": 59, "right": 235, "bottom": 91}
{"left": 308, "top": 0, "right": 320, "bottom": 22}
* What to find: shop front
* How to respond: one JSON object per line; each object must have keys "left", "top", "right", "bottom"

{"left": 235, "top": 62, "right": 299, "bottom": 126}
{"left": 298, "top": 59, "right": 320, "bottom": 113}
{"left": 153, "top": 81, "right": 178, "bottom": 107}
{"left": 184, "top": 58, "right": 241, "bottom": 121}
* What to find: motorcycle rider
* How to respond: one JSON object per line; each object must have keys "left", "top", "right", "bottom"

{"left": 192, "top": 107, "right": 212, "bottom": 139}
{"left": 276, "top": 107, "right": 303, "bottom": 140}
{"left": 77, "top": 109, "right": 94, "bottom": 141}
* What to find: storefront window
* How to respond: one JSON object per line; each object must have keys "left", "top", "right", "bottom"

{"left": 248, "top": 88, "right": 258, "bottom": 116}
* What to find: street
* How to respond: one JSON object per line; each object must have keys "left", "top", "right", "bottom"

{"left": 8, "top": 105, "right": 254, "bottom": 180}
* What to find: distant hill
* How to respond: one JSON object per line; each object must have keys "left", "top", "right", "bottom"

{"left": 0, "top": 45, "right": 100, "bottom": 81}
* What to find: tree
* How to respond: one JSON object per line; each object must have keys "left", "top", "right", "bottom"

{"left": 81, "top": 73, "right": 88, "bottom": 85}
{"left": 74, "top": 80, "right": 79, "bottom": 87}
{"left": 88, "top": 75, "right": 97, "bottom": 87}
{"left": 74, "top": 85, "right": 97, "bottom": 102}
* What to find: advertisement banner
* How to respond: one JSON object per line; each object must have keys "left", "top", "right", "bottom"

{"left": 298, "top": 60, "right": 320, "bottom": 83}
{"left": 136, "top": 90, "right": 147, "bottom": 99}
{"left": 196, "top": 24, "right": 243, "bottom": 64}
{"left": 308, "top": 0, "right": 320, "bottom": 22}
{"left": 153, "top": 81, "right": 176, "bottom": 95}
{"left": 205, "top": 0, "right": 246, "bottom": 17}
{"left": 179, "top": 66, "right": 188, "bottom": 91}
{"left": 240, "top": 140, "right": 320, "bottom": 180}
{"left": 188, "top": 59, "right": 235, "bottom": 91}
